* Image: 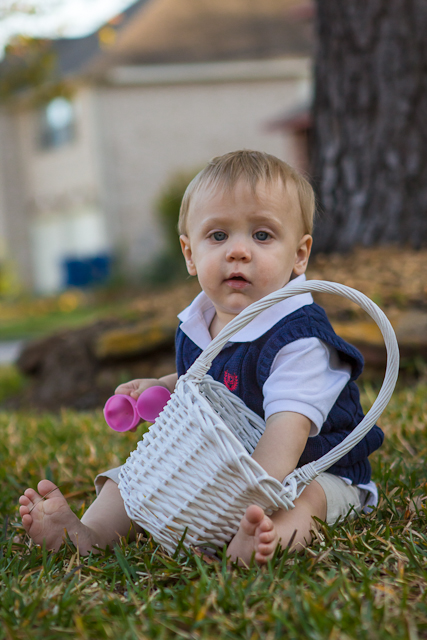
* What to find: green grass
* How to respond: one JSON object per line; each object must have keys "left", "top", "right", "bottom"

{"left": 1, "top": 384, "right": 427, "bottom": 639}
{"left": 0, "top": 306, "right": 114, "bottom": 341}
{"left": 0, "top": 298, "right": 135, "bottom": 342}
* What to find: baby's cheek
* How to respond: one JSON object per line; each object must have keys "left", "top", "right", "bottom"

{"left": 258, "top": 270, "right": 278, "bottom": 286}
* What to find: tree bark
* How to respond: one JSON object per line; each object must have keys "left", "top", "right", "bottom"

{"left": 311, "top": 0, "right": 427, "bottom": 252}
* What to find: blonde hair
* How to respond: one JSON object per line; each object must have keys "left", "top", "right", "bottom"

{"left": 178, "top": 149, "right": 315, "bottom": 236}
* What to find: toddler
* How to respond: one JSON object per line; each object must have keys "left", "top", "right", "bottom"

{"left": 19, "top": 150, "right": 383, "bottom": 565}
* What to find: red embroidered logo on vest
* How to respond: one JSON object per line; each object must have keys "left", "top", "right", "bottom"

{"left": 224, "top": 371, "right": 238, "bottom": 391}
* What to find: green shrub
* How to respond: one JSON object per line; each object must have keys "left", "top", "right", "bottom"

{"left": 145, "top": 170, "right": 199, "bottom": 286}
{"left": 157, "top": 172, "right": 195, "bottom": 258}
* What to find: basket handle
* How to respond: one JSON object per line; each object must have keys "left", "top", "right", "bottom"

{"left": 186, "top": 280, "right": 400, "bottom": 488}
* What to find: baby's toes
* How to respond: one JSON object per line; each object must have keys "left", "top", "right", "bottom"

{"left": 19, "top": 505, "right": 33, "bottom": 531}
{"left": 257, "top": 515, "right": 275, "bottom": 534}
{"left": 256, "top": 541, "right": 275, "bottom": 555}
{"left": 255, "top": 543, "right": 277, "bottom": 564}
{"left": 19, "top": 494, "right": 31, "bottom": 508}
{"left": 258, "top": 528, "right": 277, "bottom": 544}
{"left": 19, "top": 501, "right": 30, "bottom": 515}
{"left": 24, "top": 488, "right": 40, "bottom": 502}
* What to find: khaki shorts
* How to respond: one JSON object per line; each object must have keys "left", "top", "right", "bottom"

{"left": 95, "top": 467, "right": 369, "bottom": 526}
{"left": 94, "top": 466, "right": 122, "bottom": 495}
{"left": 314, "top": 472, "right": 369, "bottom": 524}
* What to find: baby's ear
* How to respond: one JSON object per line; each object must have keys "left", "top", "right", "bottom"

{"left": 293, "top": 234, "right": 313, "bottom": 276}
{"left": 179, "top": 235, "right": 197, "bottom": 276}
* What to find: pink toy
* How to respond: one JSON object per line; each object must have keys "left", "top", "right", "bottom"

{"left": 136, "top": 385, "right": 171, "bottom": 422}
{"left": 103, "top": 394, "right": 139, "bottom": 432}
{"left": 104, "top": 386, "right": 171, "bottom": 431}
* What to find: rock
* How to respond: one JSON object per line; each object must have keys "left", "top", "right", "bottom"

{"left": 393, "top": 311, "right": 427, "bottom": 353}
{"left": 15, "top": 319, "right": 125, "bottom": 410}
{"left": 15, "top": 317, "right": 177, "bottom": 411}
{"left": 331, "top": 310, "right": 427, "bottom": 368}
{"left": 331, "top": 320, "right": 386, "bottom": 368}
{"left": 94, "top": 319, "right": 177, "bottom": 360}
{"left": 13, "top": 280, "right": 202, "bottom": 411}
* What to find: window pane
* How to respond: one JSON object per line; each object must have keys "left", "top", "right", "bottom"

{"left": 39, "top": 97, "right": 76, "bottom": 149}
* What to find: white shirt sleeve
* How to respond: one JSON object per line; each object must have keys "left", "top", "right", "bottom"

{"left": 262, "top": 337, "right": 352, "bottom": 436}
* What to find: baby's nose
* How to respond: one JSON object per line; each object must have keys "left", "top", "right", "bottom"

{"left": 226, "top": 238, "right": 251, "bottom": 260}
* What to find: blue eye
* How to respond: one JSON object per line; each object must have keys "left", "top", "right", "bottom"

{"left": 212, "top": 231, "right": 227, "bottom": 241}
{"left": 254, "top": 231, "right": 270, "bottom": 241}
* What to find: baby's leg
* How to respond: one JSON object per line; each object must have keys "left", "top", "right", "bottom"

{"left": 227, "top": 480, "right": 326, "bottom": 565}
{"left": 19, "top": 479, "right": 135, "bottom": 554}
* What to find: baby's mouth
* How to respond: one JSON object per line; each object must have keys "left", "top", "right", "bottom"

{"left": 224, "top": 274, "right": 251, "bottom": 289}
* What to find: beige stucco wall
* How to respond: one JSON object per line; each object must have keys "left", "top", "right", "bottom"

{"left": 15, "top": 88, "right": 111, "bottom": 292}
{"left": 22, "top": 87, "right": 100, "bottom": 212}
{"left": 0, "top": 107, "right": 33, "bottom": 289}
{"left": 0, "top": 89, "right": 110, "bottom": 292}
{"left": 96, "top": 62, "right": 311, "bottom": 274}
{"left": 0, "top": 123, "right": 7, "bottom": 261}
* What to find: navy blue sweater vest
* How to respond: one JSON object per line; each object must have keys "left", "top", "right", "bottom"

{"left": 176, "top": 302, "right": 384, "bottom": 485}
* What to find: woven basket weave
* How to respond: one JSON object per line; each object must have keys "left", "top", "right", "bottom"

{"left": 119, "top": 281, "right": 399, "bottom": 555}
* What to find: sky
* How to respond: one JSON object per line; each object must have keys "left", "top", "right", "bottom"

{"left": 0, "top": 0, "right": 135, "bottom": 50}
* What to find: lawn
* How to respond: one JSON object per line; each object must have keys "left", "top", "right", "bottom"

{"left": 0, "top": 289, "right": 142, "bottom": 342}
{"left": 0, "top": 382, "right": 427, "bottom": 639}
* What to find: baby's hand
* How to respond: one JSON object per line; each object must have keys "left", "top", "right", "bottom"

{"left": 113, "top": 379, "right": 161, "bottom": 433}
{"left": 114, "top": 378, "right": 160, "bottom": 400}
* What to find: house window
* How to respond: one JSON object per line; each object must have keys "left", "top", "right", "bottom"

{"left": 39, "top": 97, "right": 76, "bottom": 149}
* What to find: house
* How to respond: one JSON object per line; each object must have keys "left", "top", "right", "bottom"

{"left": 0, "top": 0, "right": 314, "bottom": 294}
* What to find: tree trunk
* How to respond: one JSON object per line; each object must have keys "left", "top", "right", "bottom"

{"left": 311, "top": 0, "right": 427, "bottom": 252}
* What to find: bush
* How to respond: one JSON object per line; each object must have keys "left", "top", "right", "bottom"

{"left": 144, "top": 170, "right": 199, "bottom": 286}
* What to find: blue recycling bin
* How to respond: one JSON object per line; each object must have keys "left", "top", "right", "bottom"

{"left": 63, "top": 254, "right": 112, "bottom": 288}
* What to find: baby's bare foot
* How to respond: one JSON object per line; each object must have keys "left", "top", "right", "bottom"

{"left": 19, "top": 480, "right": 100, "bottom": 554}
{"left": 227, "top": 504, "right": 280, "bottom": 565}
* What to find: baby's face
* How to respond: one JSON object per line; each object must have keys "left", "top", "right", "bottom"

{"left": 180, "top": 178, "right": 312, "bottom": 328}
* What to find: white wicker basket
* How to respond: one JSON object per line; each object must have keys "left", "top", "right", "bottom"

{"left": 118, "top": 281, "right": 399, "bottom": 555}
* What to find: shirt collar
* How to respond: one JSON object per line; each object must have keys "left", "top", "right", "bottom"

{"left": 177, "top": 274, "right": 313, "bottom": 350}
